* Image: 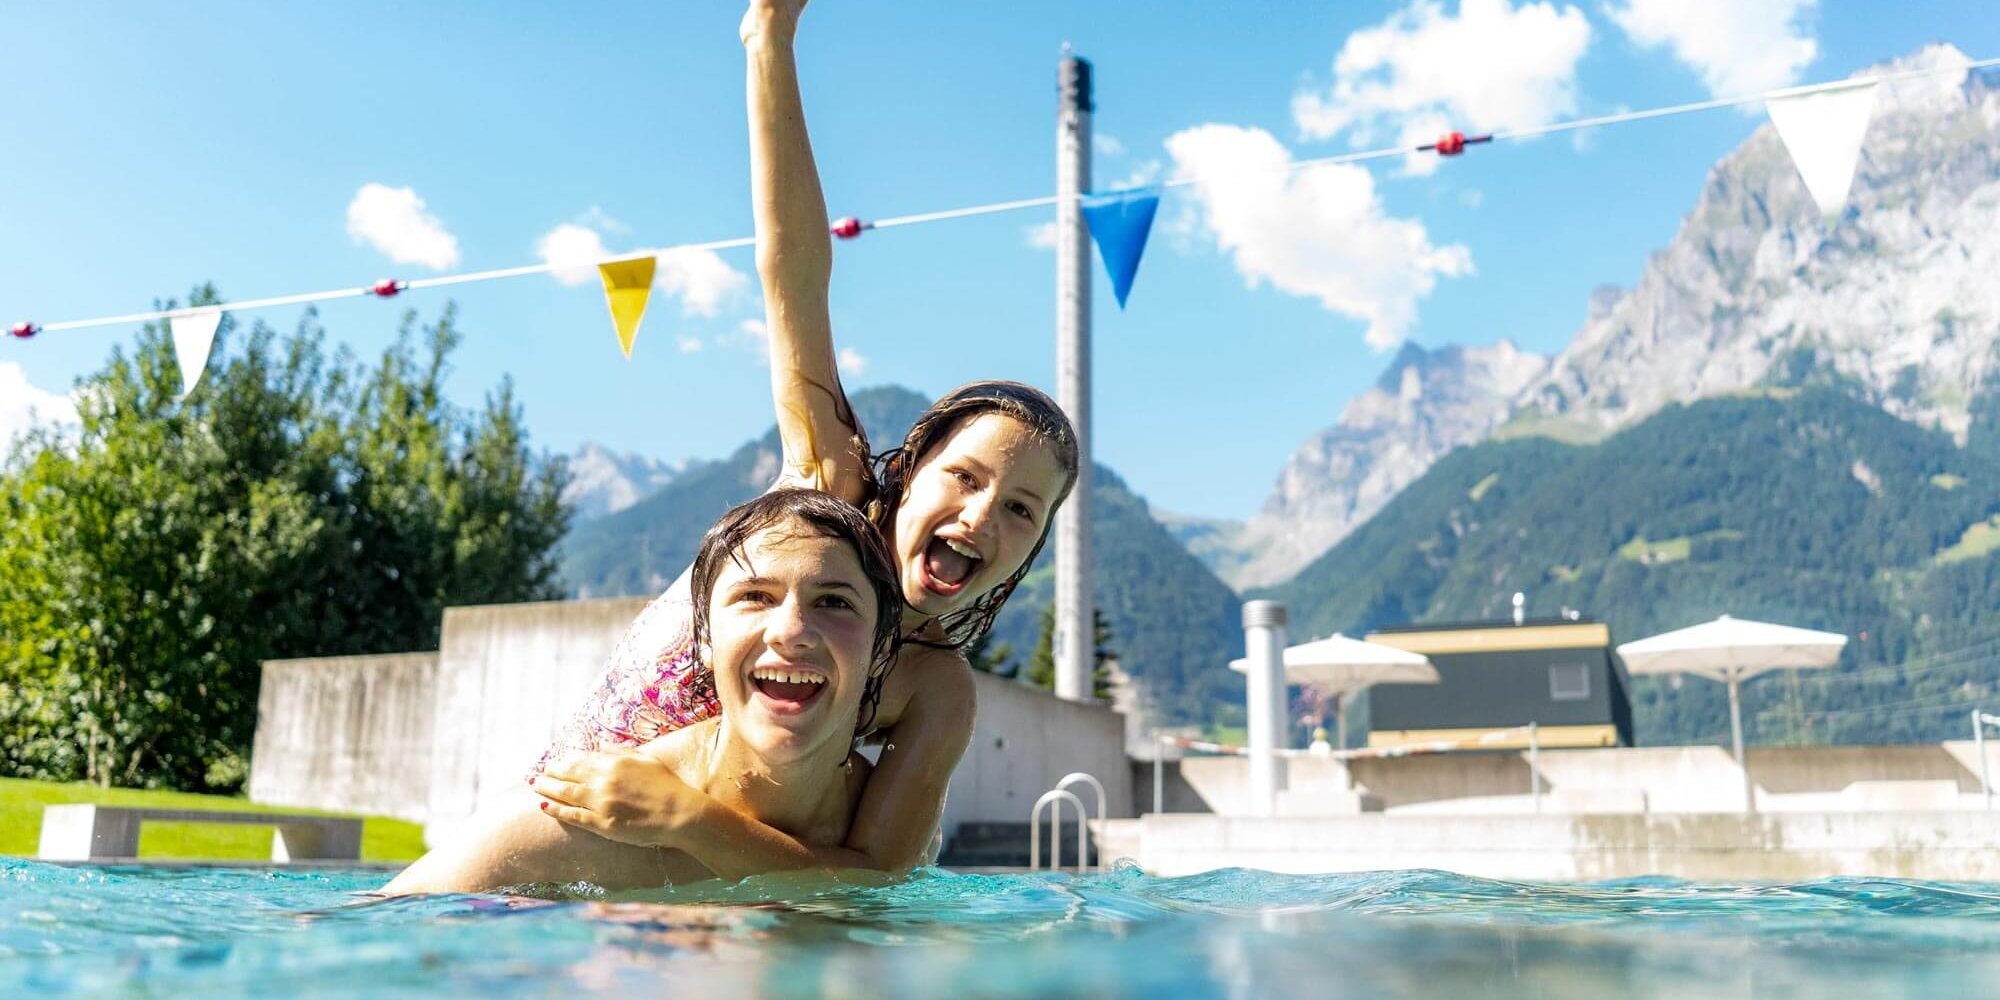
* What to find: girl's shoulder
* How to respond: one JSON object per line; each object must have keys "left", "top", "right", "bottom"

{"left": 875, "top": 641, "right": 976, "bottom": 729}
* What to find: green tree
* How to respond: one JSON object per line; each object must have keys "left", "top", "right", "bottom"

{"left": 0, "top": 289, "right": 569, "bottom": 790}
{"left": 1025, "top": 603, "right": 1117, "bottom": 700}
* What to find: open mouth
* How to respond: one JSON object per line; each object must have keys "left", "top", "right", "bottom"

{"left": 920, "top": 536, "right": 984, "bottom": 598}
{"left": 750, "top": 666, "right": 828, "bottom": 714}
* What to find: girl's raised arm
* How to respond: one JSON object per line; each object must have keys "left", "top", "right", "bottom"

{"left": 744, "top": 1, "right": 869, "bottom": 505}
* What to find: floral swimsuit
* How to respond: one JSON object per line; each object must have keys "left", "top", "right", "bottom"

{"left": 532, "top": 571, "right": 718, "bottom": 776}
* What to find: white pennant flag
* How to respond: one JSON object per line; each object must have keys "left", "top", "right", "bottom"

{"left": 1765, "top": 80, "right": 1879, "bottom": 222}
{"left": 168, "top": 307, "right": 224, "bottom": 399}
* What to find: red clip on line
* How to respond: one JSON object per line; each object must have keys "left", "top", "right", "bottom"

{"left": 830, "top": 216, "right": 870, "bottom": 240}
{"left": 371, "top": 279, "right": 403, "bottom": 298}
{"left": 1421, "top": 131, "right": 1493, "bottom": 157}
{"left": 9, "top": 322, "right": 37, "bottom": 339}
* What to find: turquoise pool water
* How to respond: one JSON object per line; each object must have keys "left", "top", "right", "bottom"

{"left": 6, "top": 860, "right": 2000, "bottom": 998}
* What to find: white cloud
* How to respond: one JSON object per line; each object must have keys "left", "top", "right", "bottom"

{"left": 346, "top": 183, "right": 461, "bottom": 270}
{"left": 838, "top": 347, "right": 868, "bottom": 376}
{"left": 1093, "top": 133, "right": 1126, "bottom": 157}
{"left": 574, "top": 205, "right": 630, "bottom": 235}
{"left": 1166, "top": 123, "right": 1472, "bottom": 350}
{"left": 736, "top": 317, "right": 771, "bottom": 361}
{"left": 1609, "top": 0, "right": 1817, "bottom": 98}
{"left": 536, "top": 222, "right": 610, "bottom": 287}
{"left": 655, "top": 246, "right": 748, "bottom": 318}
{"left": 1292, "top": 0, "right": 1591, "bottom": 175}
{"left": 535, "top": 220, "right": 748, "bottom": 316}
{"left": 1111, "top": 159, "right": 1165, "bottom": 191}
{"left": 677, "top": 336, "right": 704, "bottom": 353}
{"left": 1024, "top": 220, "right": 1059, "bottom": 250}
{"left": 1, "top": 362, "right": 77, "bottom": 449}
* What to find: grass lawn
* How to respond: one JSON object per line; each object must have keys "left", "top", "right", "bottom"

{"left": 0, "top": 777, "right": 426, "bottom": 862}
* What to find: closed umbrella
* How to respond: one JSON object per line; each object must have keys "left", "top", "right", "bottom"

{"left": 1617, "top": 615, "right": 1847, "bottom": 811}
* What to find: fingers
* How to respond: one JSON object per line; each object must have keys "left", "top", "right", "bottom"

{"left": 529, "top": 775, "right": 587, "bottom": 807}
{"left": 538, "top": 799, "right": 608, "bottom": 835}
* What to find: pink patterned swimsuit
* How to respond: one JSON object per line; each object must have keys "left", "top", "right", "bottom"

{"left": 533, "top": 570, "right": 718, "bottom": 775}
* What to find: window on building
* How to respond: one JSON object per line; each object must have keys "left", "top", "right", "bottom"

{"left": 1549, "top": 662, "right": 1590, "bottom": 701}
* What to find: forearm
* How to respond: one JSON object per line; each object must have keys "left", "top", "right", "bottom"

{"left": 676, "top": 798, "right": 882, "bottom": 880}
{"left": 746, "top": 29, "right": 854, "bottom": 493}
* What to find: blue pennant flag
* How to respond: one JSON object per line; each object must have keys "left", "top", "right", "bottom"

{"left": 1081, "top": 188, "right": 1160, "bottom": 309}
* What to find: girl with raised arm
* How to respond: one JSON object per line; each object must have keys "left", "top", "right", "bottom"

{"left": 524, "top": 0, "right": 1078, "bottom": 876}
{"left": 389, "top": 0, "right": 1080, "bottom": 893}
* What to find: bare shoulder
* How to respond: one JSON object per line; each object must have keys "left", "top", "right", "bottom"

{"left": 876, "top": 643, "right": 976, "bottom": 732}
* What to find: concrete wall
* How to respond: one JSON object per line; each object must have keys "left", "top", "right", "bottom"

{"left": 426, "top": 597, "right": 648, "bottom": 843}
{"left": 945, "top": 672, "right": 1134, "bottom": 836}
{"left": 1097, "top": 811, "right": 2000, "bottom": 881}
{"left": 248, "top": 652, "right": 438, "bottom": 823}
{"left": 250, "top": 597, "right": 1135, "bottom": 845}
{"left": 1163, "top": 742, "right": 2000, "bottom": 818}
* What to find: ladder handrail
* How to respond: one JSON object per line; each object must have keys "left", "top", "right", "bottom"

{"left": 1056, "top": 773, "right": 1106, "bottom": 829}
{"left": 1029, "top": 788, "right": 1087, "bottom": 874}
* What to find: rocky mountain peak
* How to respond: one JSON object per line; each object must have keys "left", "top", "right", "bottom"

{"left": 563, "top": 444, "right": 686, "bottom": 521}
{"left": 1522, "top": 44, "right": 2000, "bottom": 438}
{"left": 1222, "top": 339, "right": 1550, "bottom": 589}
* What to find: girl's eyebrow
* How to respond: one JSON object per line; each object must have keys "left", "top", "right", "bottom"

{"left": 736, "top": 575, "right": 864, "bottom": 597}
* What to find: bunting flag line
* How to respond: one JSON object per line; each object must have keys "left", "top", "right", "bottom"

{"left": 8, "top": 55, "right": 1995, "bottom": 342}
{"left": 1080, "top": 188, "right": 1161, "bottom": 309}
{"left": 1765, "top": 80, "right": 1881, "bottom": 221}
{"left": 597, "top": 255, "right": 658, "bottom": 358}
{"left": 168, "top": 307, "right": 224, "bottom": 399}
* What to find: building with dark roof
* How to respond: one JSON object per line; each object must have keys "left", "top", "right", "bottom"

{"left": 1363, "top": 617, "right": 1633, "bottom": 750}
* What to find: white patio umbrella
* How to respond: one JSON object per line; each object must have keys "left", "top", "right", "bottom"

{"left": 1617, "top": 615, "right": 1847, "bottom": 811}
{"left": 1230, "top": 633, "right": 1439, "bottom": 749}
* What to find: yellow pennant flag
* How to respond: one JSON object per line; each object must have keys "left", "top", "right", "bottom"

{"left": 597, "top": 255, "right": 657, "bottom": 358}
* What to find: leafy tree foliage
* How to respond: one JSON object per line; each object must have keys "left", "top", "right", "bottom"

{"left": 0, "top": 289, "right": 568, "bottom": 790}
{"left": 1022, "top": 602, "right": 1117, "bottom": 700}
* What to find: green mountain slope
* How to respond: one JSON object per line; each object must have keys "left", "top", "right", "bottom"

{"left": 984, "top": 466, "right": 1246, "bottom": 727}
{"left": 559, "top": 386, "right": 1243, "bottom": 726}
{"left": 1266, "top": 390, "right": 2000, "bottom": 747}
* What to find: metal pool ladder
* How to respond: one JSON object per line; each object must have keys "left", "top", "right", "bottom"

{"left": 1030, "top": 771, "right": 1106, "bottom": 874}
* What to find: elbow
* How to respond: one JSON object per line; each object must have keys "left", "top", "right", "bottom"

{"left": 755, "top": 243, "right": 834, "bottom": 285}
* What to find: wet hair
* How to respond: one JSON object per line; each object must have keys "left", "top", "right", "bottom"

{"left": 689, "top": 488, "right": 903, "bottom": 743}
{"left": 862, "top": 380, "right": 1081, "bottom": 650}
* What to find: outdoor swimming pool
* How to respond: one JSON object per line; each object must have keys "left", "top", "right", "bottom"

{"left": 5, "top": 859, "right": 1999, "bottom": 997}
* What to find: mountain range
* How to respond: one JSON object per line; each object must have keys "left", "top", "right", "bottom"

{"left": 1214, "top": 45, "right": 1999, "bottom": 590}
{"left": 562, "top": 444, "right": 690, "bottom": 521}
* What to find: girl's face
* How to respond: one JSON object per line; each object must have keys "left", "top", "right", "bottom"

{"left": 705, "top": 524, "right": 883, "bottom": 762}
{"left": 890, "top": 412, "right": 1070, "bottom": 619}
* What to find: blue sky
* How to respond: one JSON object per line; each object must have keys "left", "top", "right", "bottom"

{"left": 3, "top": 2, "right": 1996, "bottom": 519}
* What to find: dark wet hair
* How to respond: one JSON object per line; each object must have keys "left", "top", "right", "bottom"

{"left": 862, "top": 380, "right": 1081, "bottom": 650}
{"left": 690, "top": 488, "right": 903, "bottom": 742}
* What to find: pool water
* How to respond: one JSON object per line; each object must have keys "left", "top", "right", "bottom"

{"left": 6, "top": 860, "right": 2000, "bottom": 998}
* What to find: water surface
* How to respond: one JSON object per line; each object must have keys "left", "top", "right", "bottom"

{"left": 5, "top": 859, "right": 1999, "bottom": 997}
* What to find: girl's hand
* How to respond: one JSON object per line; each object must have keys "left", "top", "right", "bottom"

{"left": 531, "top": 752, "right": 711, "bottom": 848}
{"left": 741, "top": 0, "right": 808, "bottom": 48}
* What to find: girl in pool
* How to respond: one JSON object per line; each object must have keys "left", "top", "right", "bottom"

{"left": 386, "top": 489, "right": 901, "bottom": 892}
{"left": 389, "top": 0, "right": 1079, "bottom": 891}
